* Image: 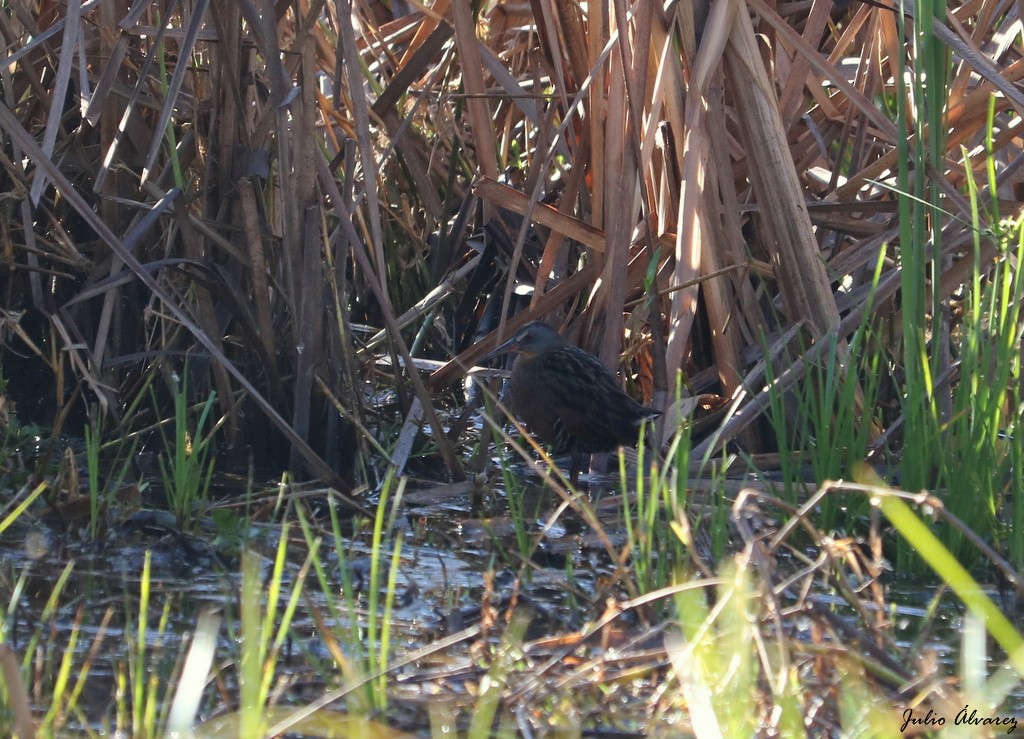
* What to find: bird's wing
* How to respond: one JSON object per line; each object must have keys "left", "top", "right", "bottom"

{"left": 534, "top": 348, "right": 637, "bottom": 450}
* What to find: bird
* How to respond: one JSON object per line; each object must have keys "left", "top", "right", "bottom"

{"left": 480, "top": 321, "right": 661, "bottom": 483}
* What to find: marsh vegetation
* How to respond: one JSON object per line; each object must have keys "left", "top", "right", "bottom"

{"left": 1, "top": 0, "right": 1024, "bottom": 735}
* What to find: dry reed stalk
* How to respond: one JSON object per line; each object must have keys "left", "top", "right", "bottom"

{"left": 666, "top": 0, "right": 739, "bottom": 394}
{"left": 726, "top": 4, "right": 840, "bottom": 340}
{"left": 3, "top": 0, "right": 1023, "bottom": 486}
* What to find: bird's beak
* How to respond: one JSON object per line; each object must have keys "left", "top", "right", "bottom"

{"left": 479, "top": 335, "right": 520, "bottom": 362}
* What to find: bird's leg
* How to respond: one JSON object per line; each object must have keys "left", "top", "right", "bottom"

{"left": 569, "top": 449, "right": 585, "bottom": 485}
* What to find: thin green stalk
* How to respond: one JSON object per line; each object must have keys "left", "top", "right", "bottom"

{"left": 131, "top": 551, "right": 151, "bottom": 738}
{"left": 620, "top": 419, "right": 669, "bottom": 594}
{"left": 19, "top": 560, "right": 74, "bottom": 672}
{"left": 878, "top": 494, "right": 1024, "bottom": 677}
{"left": 0, "top": 482, "right": 48, "bottom": 537}
{"left": 762, "top": 338, "right": 802, "bottom": 507}
{"left": 39, "top": 610, "right": 81, "bottom": 734}
{"left": 367, "top": 470, "right": 405, "bottom": 710}
{"left": 237, "top": 532, "right": 316, "bottom": 736}
{"left": 85, "top": 421, "right": 101, "bottom": 540}
{"left": 378, "top": 533, "right": 403, "bottom": 704}
{"left": 502, "top": 466, "right": 532, "bottom": 567}
{"left": 149, "top": 598, "right": 174, "bottom": 735}
{"left": 157, "top": 379, "right": 219, "bottom": 530}
{"left": 250, "top": 521, "right": 316, "bottom": 716}
{"left": 296, "top": 499, "right": 372, "bottom": 716}
{"left": 239, "top": 549, "right": 265, "bottom": 738}
{"left": 936, "top": 106, "right": 1024, "bottom": 560}
{"left": 895, "top": 1, "right": 931, "bottom": 497}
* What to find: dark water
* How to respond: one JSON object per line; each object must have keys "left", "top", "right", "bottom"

{"left": 0, "top": 467, "right": 644, "bottom": 731}
{"left": 2, "top": 465, "right": 1020, "bottom": 734}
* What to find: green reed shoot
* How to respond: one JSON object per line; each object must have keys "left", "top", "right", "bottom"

{"left": 37, "top": 611, "right": 82, "bottom": 735}
{"left": 934, "top": 123, "right": 1024, "bottom": 565}
{"left": 295, "top": 496, "right": 374, "bottom": 716}
{"left": 620, "top": 420, "right": 666, "bottom": 594}
{"left": 85, "top": 419, "right": 101, "bottom": 540}
{"left": 156, "top": 379, "right": 219, "bottom": 531}
{"left": 500, "top": 462, "right": 533, "bottom": 561}
{"left": 893, "top": 0, "right": 947, "bottom": 504}
{"left": 367, "top": 469, "right": 405, "bottom": 710}
{"left": 238, "top": 523, "right": 316, "bottom": 737}
{"left": 124, "top": 550, "right": 177, "bottom": 737}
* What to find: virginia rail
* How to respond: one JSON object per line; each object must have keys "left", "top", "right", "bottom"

{"left": 481, "top": 321, "right": 661, "bottom": 482}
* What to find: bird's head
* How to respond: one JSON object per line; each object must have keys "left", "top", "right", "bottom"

{"left": 481, "top": 321, "right": 564, "bottom": 361}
